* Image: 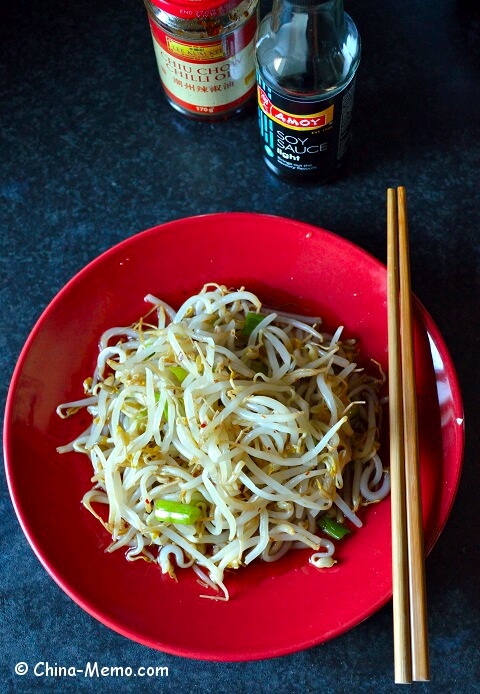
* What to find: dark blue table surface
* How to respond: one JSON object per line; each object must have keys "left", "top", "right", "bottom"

{"left": 1, "top": 0, "right": 479, "bottom": 691}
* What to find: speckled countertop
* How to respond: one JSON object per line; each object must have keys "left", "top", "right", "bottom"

{"left": 1, "top": 0, "right": 479, "bottom": 691}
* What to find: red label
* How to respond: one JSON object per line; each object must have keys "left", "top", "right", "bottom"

{"left": 258, "top": 86, "right": 334, "bottom": 131}
{"left": 149, "top": 15, "right": 257, "bottom": 115}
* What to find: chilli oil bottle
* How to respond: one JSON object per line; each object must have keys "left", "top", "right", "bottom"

{"left": 255, "top": 0, "right": 361, "bottom": 182}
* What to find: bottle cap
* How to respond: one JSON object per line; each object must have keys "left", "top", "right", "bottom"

{"left": 285, "top": 0, "right": 334, "bottom": 5}
{"left": 149, "top": 0, "right": 239, "bottom": 19}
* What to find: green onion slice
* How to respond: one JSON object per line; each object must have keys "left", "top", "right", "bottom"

{"left": 317, "top": 515, "right": 352, "bottom": 540}
{"left": 154, "top": 500, "right": 201, "bottom": 525}
{"left": 154, "top": 392, "right": 169, "bottom": 421}
{"left": 242, "top": 312, "right": 266, "bottom": 336}
{"left": 169, "top": 366, "right": 189, "bottom": 383}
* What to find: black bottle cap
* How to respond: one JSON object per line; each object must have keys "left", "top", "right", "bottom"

{"left": 286, "top": 0, "right": 335, "bottom": 6}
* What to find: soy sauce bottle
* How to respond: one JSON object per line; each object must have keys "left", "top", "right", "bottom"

{"left": 255, "top": 0, "right": 360, "bottom": 183}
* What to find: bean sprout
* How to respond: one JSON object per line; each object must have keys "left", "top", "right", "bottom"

{"left": 57, "top": 284, "right": 389, "bottom": 600}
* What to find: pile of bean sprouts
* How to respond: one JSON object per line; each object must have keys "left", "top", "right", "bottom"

{"left": 57, "top": 284, "right": 390, "bottom": 601}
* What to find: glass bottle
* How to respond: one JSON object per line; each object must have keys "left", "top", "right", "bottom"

{"left": 255, "top": 0, "right": 360, "bottom": 182}
{"left": 145, "top": 0, "right": 259, "bottom": 120}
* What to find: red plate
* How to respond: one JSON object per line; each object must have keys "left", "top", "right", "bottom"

{"left": 4, "top": 213, "right": 464, "bottom": 660}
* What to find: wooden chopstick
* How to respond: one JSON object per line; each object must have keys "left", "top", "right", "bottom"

{"left": 397, "top": 187, "right": 430, "bottom": 681}
{"left": 387, "top": 186, "right": 430, "bottom": 683}
{"left": 387, "top": 188, "right": 412, "bottom": 684}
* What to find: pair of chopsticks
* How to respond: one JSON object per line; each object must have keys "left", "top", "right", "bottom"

{"left": 387, "top": 187, "right": 430, "bottom": 684}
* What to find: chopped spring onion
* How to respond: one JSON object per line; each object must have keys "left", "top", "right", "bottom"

{"left": 242, "top": 312, "right": 265, "bottom": 336}
{"left": 169, "top": 366, "right": 189, "bottom": 383}
{"left": 317, "top": 515, "right": 352, "bottom": 540}
{"left": 154, "top": 392, "right": 169, "bottom": 421}
{"left": 154, "top": 500, "right": 201, "bottom": 525}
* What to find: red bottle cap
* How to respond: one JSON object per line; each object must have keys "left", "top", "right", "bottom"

{"left": 149, "top": 0, "right": 239, "bottom": 20}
